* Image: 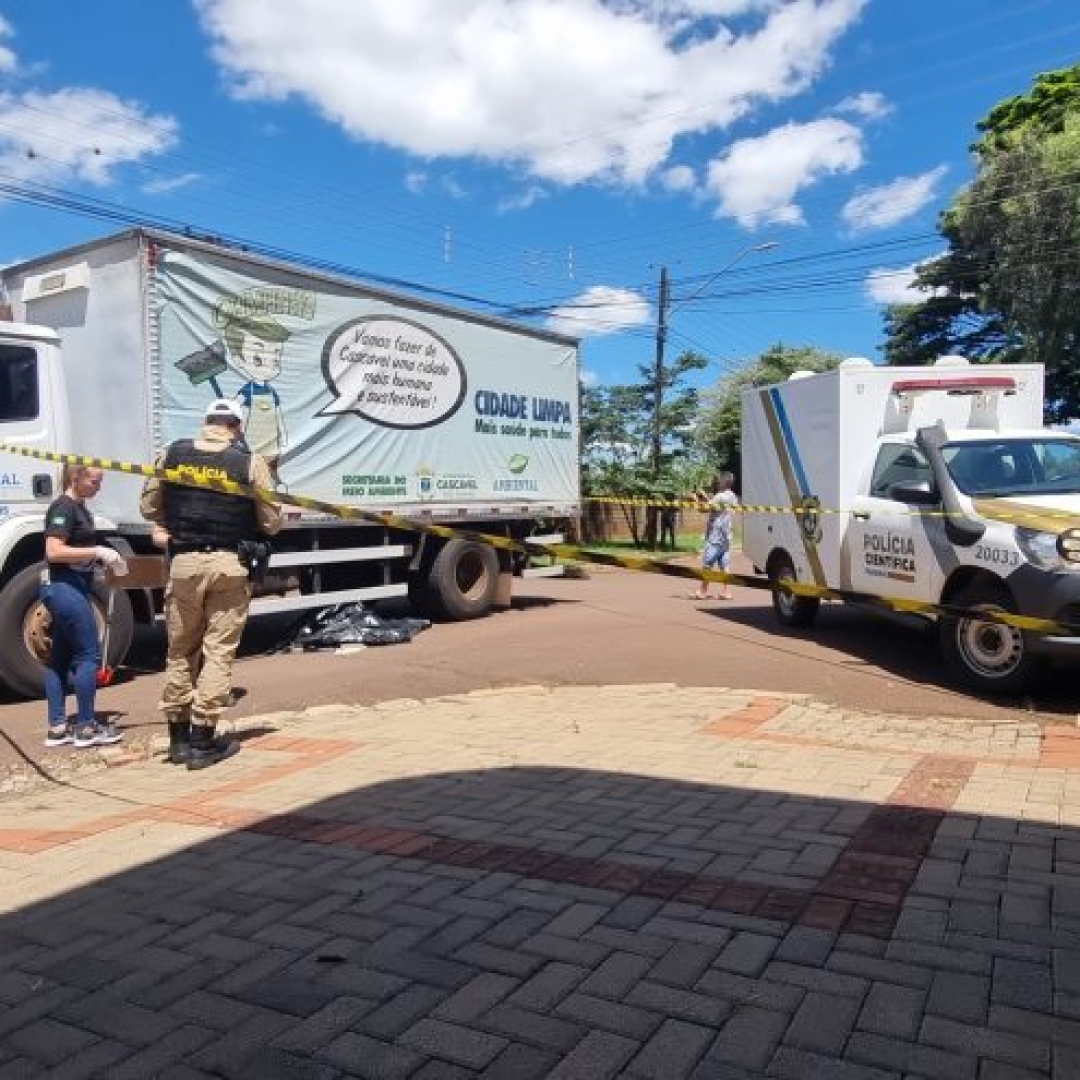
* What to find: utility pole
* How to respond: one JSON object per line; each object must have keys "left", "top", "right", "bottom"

{"left": 651, "top": 265, "right": 670, "bottom": 478}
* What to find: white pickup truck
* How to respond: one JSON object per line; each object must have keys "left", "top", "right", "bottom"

{"left": 742, "top": 356, "right": 1080, "bottom": 693}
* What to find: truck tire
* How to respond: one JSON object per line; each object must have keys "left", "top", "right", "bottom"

{"left": 769, "top": 553, "right": 820, "bottom": 628}
{"left": 425, "top": 539, "right": 500, "bottom": 621}
{"left": 0, "top": 563, "right": 135, "bottom": 699}
{"left": 939, "top": 581, "right": 1039, "bottom": 695}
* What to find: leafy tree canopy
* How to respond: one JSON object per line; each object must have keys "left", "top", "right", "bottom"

{"left": 580, "top": 349, "right": 712, "bottom": 537}
{"left": 581, "top": 350, "right": 710, "bottom": 489}
{"left": 885, "top": 64, "right": 1080, "bottom": 421}
{"left": 975, "top": 66, "right": 1080, "bottom": 157}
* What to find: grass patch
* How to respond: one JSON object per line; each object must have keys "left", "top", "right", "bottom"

{"left": 574, "top": 536, "right": 704, "bottom": 560}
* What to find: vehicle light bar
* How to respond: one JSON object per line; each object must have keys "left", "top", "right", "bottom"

{"left": 892, "top": 376, "right": 1017, "bottom": 396}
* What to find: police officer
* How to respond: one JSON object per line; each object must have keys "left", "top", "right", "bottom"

{"left": 140, "top": 399, "right": 282, "bottom": 769}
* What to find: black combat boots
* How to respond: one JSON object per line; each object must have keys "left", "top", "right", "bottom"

{"left": 186, "top": 722, "right": 241, "bottom": 771}
{"left": 166, "top": 718, "right": 191, "bottom": 765}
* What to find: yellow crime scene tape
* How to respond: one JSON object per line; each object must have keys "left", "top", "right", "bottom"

{"left": 585, "top": 492, "right": 1080, "bottom": 527}
{"left": 1, "top": 443, "right": 1076, "bottom": 637}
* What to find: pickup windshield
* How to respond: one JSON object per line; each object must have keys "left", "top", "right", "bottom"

{"left": 942, "top": 437, "right": 1080, "bottom": 496}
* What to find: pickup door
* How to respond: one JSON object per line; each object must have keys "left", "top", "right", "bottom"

{"left": 845, "top": 441, "right": 946, "bottom": 603}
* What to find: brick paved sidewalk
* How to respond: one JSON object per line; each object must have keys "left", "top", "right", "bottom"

{"left": 1, "top": 685, "right": 1079, "bottom": 1078}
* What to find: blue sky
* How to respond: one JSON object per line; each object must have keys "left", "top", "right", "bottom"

{"left": 0, "top": 0, "right": 1077, "bottom": 390}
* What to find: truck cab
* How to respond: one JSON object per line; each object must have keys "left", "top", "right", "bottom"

{"left": 0, "top": 322, "right": 136, "bottom": 696}
{"left": 0, "top": 321, "right": 68, "bottom": 511}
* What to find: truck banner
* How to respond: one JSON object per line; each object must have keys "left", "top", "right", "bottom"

{"left": 156, "top": 250, "right": 579, "bottom": 510}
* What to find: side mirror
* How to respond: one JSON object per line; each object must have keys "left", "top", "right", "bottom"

{"left": 888, "top": 481, "right": 939, "bottom": 505}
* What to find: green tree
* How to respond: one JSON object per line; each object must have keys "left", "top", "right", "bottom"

{"left": 974, "top": 66, "right": 1080, "bottom": 157}
{"left": 644, "top": 347, "right": 709, "bottom": 473}
{"left": 580, "top": 349, "right": 709, "bottom": 547}
{"left": 580, "top": 382, "right": 649, "bottom": 496}
{"left": 885, "top": 65, "right": 1080, "bottom": 421}
{"left": 694, "top": 344, "right": 842, "bottom": 478}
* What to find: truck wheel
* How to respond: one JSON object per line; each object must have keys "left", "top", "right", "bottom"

{"left": 939, "top": 582, "right": 1038, "bottom": 695}
{"left": 769, "top": 554, "right": 820, "bottom": 628}
{"left": 0, "top": 564, "right": 135, "bottom": 699}
{"left": 425, "top": 539, "right": 500, "bottom": 621}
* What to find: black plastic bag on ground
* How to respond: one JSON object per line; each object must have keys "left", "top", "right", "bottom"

{"left": 278, "top": 603, "right": 431, "bottom": 651}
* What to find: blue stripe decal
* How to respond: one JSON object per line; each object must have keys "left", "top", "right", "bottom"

{"left": 768, "top": 387, "right": 810, "bottom": 496}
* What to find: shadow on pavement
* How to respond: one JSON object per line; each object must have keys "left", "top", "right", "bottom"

{"left": 701, "top": 599, "right": 1080, "bottom": 718}
{"left": 0, "top": 592, "right": 576, "bottom": 707}
{"left": 0, "top": 754, "right": 1074, "bottom": 1076}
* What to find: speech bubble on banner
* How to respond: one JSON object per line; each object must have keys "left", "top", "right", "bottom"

{"left": 317, "top": 315, "right": 466, "bottom": 428}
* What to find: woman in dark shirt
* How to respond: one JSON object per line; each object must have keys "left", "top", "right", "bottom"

{"left": 40, "top": 465, "right": 126, "bottom": 748}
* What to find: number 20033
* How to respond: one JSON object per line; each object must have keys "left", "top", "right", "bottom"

{"left": 975, "top": 544, "right": 1020, "bottom": 567}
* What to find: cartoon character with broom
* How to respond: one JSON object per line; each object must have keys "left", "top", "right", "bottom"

{"left": 175, "top": 313, "right": 291, "bottom": 485}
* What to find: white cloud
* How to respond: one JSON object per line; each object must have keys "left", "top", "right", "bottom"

{"left": 834, "top": 90, "right": 889, "bottom": 119}
{"left": 842, "top": 165, "right": 947, "bottom": 231}
{"left": 661, "top": 164, "right": 697, "bottom": 193}
{"left": 440, "top": 175, "right": 468, "bottom": 199}
{"left": 705, "top": 117, "right": 862, "bottom": 226}
{"left": 579, "top": 368, "right": 599, "bottom": 387}
{"left": 865, "top": 261, "right": 941, "bottom": 305}
{"left": 195, "top": 0, "right": 865, "bottom": 186}
{"left": 545, "top": 285, "right": 652, "bottom": 338}
{"left": 0, "top": 88, "right": 178, "bottom": 189}
{"left": 142, "top": 172, "right": 202, "bottom": 195}
{"left": 0, "top": 15, "right": 15, "bottom": 72}
{"left": 498, "top": 185, "right": 547, "bottom": 212}
{"left": 404, "top": 169, "right": 468, "bottom": 199}
{"left": 636, "top": 1, "right": 778, "bottom": 16}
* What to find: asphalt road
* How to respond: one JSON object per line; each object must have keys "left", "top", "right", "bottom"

{"left": 1, "top": 557, "right": 1076, "bottom": 775}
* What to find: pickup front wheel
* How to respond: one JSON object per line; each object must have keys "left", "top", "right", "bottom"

{"left": 939, "top": 582, "right": 1039, "bottom": 695}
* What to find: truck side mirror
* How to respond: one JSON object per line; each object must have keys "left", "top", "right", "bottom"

{"left": 887, "top": 481, "right": 938, "bottom": 505}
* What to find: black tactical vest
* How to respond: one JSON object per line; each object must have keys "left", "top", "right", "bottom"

{"left": 162, "top": 439, "right": 258, "bottom": 548}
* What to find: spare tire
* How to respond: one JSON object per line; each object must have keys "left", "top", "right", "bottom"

{"left": 0, "top": 563, "right": 134, "bottom": 699}
{"left": 424, "top": 539, "right": 500, "bottom": 621}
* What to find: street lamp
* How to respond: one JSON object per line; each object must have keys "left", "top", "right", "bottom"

{"left": 670, "top": 240, "right": 780, "bottom": 311}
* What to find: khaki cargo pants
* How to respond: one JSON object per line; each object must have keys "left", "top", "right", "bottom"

{"left": 159, "top": 550, "right": 251, "bottom": 722}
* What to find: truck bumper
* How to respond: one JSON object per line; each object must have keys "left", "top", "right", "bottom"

{"left": 1010, "top": 565, "right": 1080, "bottom": 658}
{"left": 1030, "top": 632, "right": 1080, "bottom": 660}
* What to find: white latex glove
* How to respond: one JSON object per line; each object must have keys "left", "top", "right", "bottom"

{"left": 94, "top": 546, "right": 129, "bottom": 576}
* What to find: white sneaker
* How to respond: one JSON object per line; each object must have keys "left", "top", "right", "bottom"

{"left": 73, "top": 723, "right": 123, "bottom": 748}
{"left": 93, "top": 722, "right": 124, "bottom": 746}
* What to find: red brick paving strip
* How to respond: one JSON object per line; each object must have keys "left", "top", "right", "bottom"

{"left": 1040, "top": 724, "right": 1080, "bottom": 768}
{"left": 0, "top": 702, "right": 1023, "bottom": 939}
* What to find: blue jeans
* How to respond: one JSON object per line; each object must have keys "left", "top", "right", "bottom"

{"left": 40, "top": 581, "right": 100, "bottom": 730}
{"left": 702, "top": 541, "right": 731, "bottom": 570}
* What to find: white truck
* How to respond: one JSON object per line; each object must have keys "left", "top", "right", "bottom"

{"left": 0, "top": 228, "right": 580, "bottom": 697}
{"left": 741, "top": 356, "right": 1080, "bottom": 693}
